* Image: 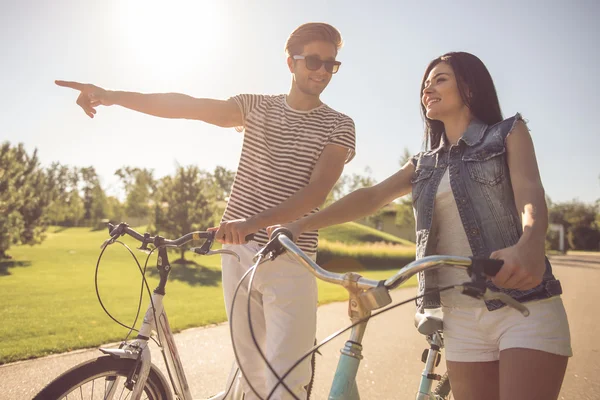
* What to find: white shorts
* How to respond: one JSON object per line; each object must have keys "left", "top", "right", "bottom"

{"left": 442, "top": 296, "right": 573, "bottom": 362}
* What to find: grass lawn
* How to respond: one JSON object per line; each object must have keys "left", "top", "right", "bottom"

{"left": 320, "top": 221, "right": 414, "bottom": 246}
{"left": 0, "top": 224, "right": 416, "bottom": 364}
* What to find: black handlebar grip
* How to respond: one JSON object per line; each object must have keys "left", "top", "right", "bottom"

{"left": 270, "top": 227, "right": 294, "bottom": 242}
{"left": 472, "top": 258, "right": 504, "bottom": 277}
{"left": 107, "top": 222, "right": 116, "bottom": 234}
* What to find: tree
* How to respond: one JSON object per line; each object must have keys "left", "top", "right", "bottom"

{"left": 324, "top": 166, "right": 376, "bottom": 207}
{"left": 153, "top": 165, "right": 217, "bottom": 261}
{"left": 106, "top": 196, "right": 125, "bottom": 223}
{"left": 80, "top": 167, "right": 108, "bottom": 228}
{"left": 64, "top": 168, "right": 85, "bottom": 226}
{"left": 548, "top": 200, "right": 600, "bottom": 251}
{"left": 45, "top": 162, "right": 71, "bottom": 225}
{"left": 209, "top": 166, "right": 236, "bottom": 216}
{"left": 212, "top": 166, "right": 235, "bottom": 202}
{"left": 115, "top": 167, "right": 156, "bottom": 221}
{"left": 0, "top": 142, "right": 52, "bottom": 258}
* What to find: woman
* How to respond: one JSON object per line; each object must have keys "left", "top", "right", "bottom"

{"left": 268, "top": 52, "right": 572, "bottom": 400}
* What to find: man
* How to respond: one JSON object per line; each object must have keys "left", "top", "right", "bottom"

{"left": 56, "top": 22, "right": 355, "bottom": 399}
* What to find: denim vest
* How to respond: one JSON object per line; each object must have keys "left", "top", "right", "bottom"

{"left": 411, "top": 113, "right": 562, "bottom": 311}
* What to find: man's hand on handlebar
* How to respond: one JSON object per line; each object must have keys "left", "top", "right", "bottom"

{"left": 211, "top": 219, "right": 257, "bottom": 245}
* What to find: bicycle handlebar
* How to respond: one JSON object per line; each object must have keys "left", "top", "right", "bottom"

{"left": 103, "top": 222, "right": 253, "bottom": 256}
{"left": 264, "top": 227, "right": 502, "bottom": 290}
{"left": 107, "top": 222, "right": 214, "bottom": 247}
{"left": 261, "top": 228, "right": 529, "bottom": 316}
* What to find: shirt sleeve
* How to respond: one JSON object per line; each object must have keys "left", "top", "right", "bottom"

{"left": 229, "top": 94, "right": 265, "bottom": 132}
{"left": 327, "top": 115, "right": 356, "bottom": 163}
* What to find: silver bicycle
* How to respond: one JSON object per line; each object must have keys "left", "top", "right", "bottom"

{"left": 33, "top": 223, "right": 249, "bottom": 400}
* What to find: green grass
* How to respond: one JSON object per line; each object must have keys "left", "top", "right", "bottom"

{"left": 318, "top": 222, "right": 416, "bottom": 271}
{"left": 320, "top": 222, "right": 414, "bottom": 246}
{"left": 0, "top": 224, "right": 416, "bottom": 364}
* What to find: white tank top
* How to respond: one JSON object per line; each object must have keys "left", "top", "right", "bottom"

{"left": 431, "top": 168, "right": 484, "bottom": 307}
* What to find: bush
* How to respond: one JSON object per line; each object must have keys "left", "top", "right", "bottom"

{"left": 317, "top": 239, "right": 415, "bottom": 272}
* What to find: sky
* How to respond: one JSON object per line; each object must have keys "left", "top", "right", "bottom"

{"left": 2, "top": 0, "right": 599, "bottom": 204}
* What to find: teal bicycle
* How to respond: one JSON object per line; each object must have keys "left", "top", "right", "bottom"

{"left": 246, "top": 228, "right": 531, "bottom": 400}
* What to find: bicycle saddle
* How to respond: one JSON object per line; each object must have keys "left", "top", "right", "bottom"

{"left": 414, "top": 307, "right": 444, "bottom": 335}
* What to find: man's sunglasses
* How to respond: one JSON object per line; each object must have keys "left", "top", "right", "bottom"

{"left": 292, "top": 55, "right": 341, "bottom": 74}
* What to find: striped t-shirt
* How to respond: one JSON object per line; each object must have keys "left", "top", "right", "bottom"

{"left": 222, "top": 94, "right": 356, "bottom": 253}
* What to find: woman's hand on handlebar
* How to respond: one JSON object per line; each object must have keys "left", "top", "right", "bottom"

{"left": 267, "top": 221, "right": 303, "bottom": 242}
{"left": 490, "top": 244, "right": 545, "bottom": 291}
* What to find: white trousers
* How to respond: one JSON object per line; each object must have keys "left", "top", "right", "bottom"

{"left": 222, "top": 242, "right": 318, "bottom": 400}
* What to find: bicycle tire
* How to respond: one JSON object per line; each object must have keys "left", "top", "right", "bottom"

{"left": 433, "top": 372, "right": 452, "bottom": 399}
{"left": 33, "top": 355, "right": 171, "bottom": 400}
{"left": 305, "top": 348, "right": 316, "bottom": 399}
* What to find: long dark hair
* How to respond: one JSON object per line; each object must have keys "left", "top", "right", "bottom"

{"left": 421, "top": 52, "right": 503, "bottom": 150}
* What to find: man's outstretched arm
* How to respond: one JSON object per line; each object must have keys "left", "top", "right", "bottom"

{"left": 55, "top": 80, "right": 242, "bottom": 127}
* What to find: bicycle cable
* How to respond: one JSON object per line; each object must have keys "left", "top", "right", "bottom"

{"left": 266, "top": 285, "right": 456, "bottom": 400}
{"left": 94, "top": 241, "right": 161, "bottom": 347}
{"left": 228, "top": 262, "right": 266, "bottom": 399}
{"left": 246, "top": 256, "right": 299, "bottom": 400}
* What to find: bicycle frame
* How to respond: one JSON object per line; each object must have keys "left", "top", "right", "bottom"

{"left": 416, "top": 332, "right": 445, "bottom": 400}
{"left": 325, "top": 277, "right": 446, "bottom": 400}
{"left": 267, "top": 233, "right": 526, "bottom": 400}
{"left": 99, "top": 245, "right": 193, "bottom": 400}
{"left": 327, "top": 278, "right": 369, "bottom": 400}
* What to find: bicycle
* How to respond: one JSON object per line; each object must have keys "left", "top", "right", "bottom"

{"left": 34, "top": 222, "right": 257, "bottom": 400}
{"left": 244, "top": 228, "right": 531, "bottom": 400}
{"left": 34, "top": 224, "right": 530, "bottom": 400}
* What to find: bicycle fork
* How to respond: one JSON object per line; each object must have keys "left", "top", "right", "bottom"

{"left": 416, "top": 332, "right": 443, "bottom": 400}
{"left": 99, "top": 291, "right": 192, "bottom": 400}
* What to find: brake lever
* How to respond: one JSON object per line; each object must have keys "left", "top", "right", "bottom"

{"left": 207, "top": 249, "right": 241, "bottom": 262}
{"left": 457, "top": 284, "right": 530, "bottom": 317}
{"left": 189, "top": 248, "right": 241, "bottom": 262}
{"left": 100, "top": 235, "right": 122, "bottom": 249}
{"left": 100, "top": 238, "right": 113, "bottom": 249}
{"left": 101, "top": 223, "right": 128, "bottom": 249}
{"left": 482, "top": 290, "right": 530, "bottom": 317}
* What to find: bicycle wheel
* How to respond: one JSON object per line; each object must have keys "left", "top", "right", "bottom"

{"left": 33, "top": 355, "right": 171, "bottom": 400}
{"left": 433, "top": 372, "right": 453, "bottom": 400}
{"left": 305, "top": 349, "right": 316, "bottom": 399}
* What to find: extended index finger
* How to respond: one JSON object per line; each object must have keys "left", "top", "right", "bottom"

{"left": 55, "top": 80, "right": 87, "bottom": 91}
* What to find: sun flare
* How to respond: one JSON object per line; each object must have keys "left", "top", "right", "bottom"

{"left": 117, "top": 0, "right": 229, "bottom": 76}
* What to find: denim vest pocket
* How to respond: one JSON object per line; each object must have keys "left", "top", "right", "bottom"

{"left": 463, "top": 147, "right": 506, "bottom": 186}
{"left": 411, "top": 168, "right": 434, "bottom": 201}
